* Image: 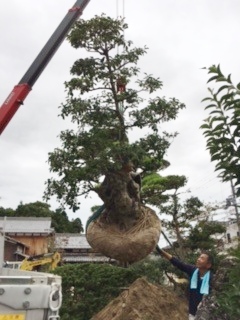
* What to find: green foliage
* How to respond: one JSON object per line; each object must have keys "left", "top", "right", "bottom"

{"left": 160, "top": 191, "right": 203, "bottom": 251}
{"left": 201, "top": 64, "right": 240, "bottom": 196}
{"left": 142, "top": 173, "right": 213, "bottom": 258}
{"left": 162, "top": 197, "right": 203, "bottom": 256}
{"left": 53, "top": 262, "right": 164, "bottom": 320}
{"left": 0, "top": 207, "right": 15, "bottom": 217}
{"left": 45, "top": 14, "right": 185, "bottom": 210}
{"left": 129, "top": 257, "right": 166, "bottom": 285}
{"left": 147, "top": 173, "right": 225, "bottom": 258}
{"left": 51, "top": 208, "right": 83, "bottom": 233}
{"left": 0, "top": 201, "right": 83, "bottom": 233}
{"left": 187, "top": 220, "right": 226, "bottom": 251}
{"left": 15, "top": 201, "right": 52, "bottom": 217}
{"left": 216, "top": 246, "right": 240, "bottom": 320}
{"left": 52, "top": 258, "right": 173, "bottom": 319}
{"left": 141, "top": 174, "right": 186, "bottom": 206}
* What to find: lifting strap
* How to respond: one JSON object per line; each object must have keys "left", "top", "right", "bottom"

{"left": 85, "top": 204, "right": 105, "bottom": 231}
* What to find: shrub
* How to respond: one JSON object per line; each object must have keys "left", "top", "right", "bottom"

{"left": 53, "top": 263, "right": 140, "bottom": 319}
{"left": 216, "top": 246, "right": 240, "bottom": 320}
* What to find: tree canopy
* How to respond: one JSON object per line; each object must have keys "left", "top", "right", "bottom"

{"left": 44, "top": 15, "right": 185, "bottom": 211}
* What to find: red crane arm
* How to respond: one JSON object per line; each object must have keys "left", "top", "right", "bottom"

{"left": 0, "top": 0, "right": 90, "bottom": 135}
{"left": 0, "top": 84, "right": 31, "bottom": 134}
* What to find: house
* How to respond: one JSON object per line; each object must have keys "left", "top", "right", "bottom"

{"left": 0, "top": 217, "right": 118, "bottom": 264}
{"left": 211, "top": 220, "right": 240, "bottom": 250}
{"left": 55, "top": 233, "right": 115, "bottom": 264}
{"left": 224, "top": 221, "right": 239, "bottom": 249}
{"left": 0, "top": 217, "right": 54, "bottom": 260}
{"left": 4, "top": 235, "right": 29, "bottom": 261}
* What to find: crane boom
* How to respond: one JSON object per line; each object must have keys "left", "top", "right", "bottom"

{"left": 0, "top": 0, "right": 90, "bottom": 135}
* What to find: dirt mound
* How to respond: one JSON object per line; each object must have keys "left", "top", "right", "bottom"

{"left": 91, "top": 277, "right": 188, "bottom": 320}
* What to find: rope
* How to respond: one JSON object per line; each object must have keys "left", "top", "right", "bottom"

{"left": 116, "top": 0, "right": 125, "bottom": 55}
{"left": 116, "top": 0, "right": 119, "bottom": 55}
{"left": 86, "top": 205, "right": 158, "bottom": 236}
{"left": 116, "top": 0, "right": 125, "bottom": 21}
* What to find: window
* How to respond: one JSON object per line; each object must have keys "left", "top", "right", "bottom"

{"left": 227, "top": 233, "right": 231, "bottom": 243}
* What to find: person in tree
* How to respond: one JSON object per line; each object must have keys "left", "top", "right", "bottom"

{"left": 158, "top": 248, "right": 213, "bottom": 320}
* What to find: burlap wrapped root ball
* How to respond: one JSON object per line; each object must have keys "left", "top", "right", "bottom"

{"left": 86, "top": 206, "right": 161, "bottom": 263}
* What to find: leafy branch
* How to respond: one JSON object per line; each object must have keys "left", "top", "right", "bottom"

{"left": 201, "top": 64, "right": 240, "bottom": 196}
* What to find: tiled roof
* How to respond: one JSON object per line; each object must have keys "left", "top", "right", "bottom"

{"left": 0, "top": 217, "right": 53, "bottom": 234}
{"left": 55, "top": 233, "right": 91, "bottom": 249}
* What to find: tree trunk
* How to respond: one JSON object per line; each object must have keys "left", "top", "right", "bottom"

{"left": 97, "top": 169, "right": 142, "bottom": 231}
{"left": 86, "top": 167, "right": 161, "bottom": 263}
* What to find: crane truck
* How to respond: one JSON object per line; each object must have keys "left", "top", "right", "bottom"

{"left": 0, "top": 1, "right": 90, "bottom": 319}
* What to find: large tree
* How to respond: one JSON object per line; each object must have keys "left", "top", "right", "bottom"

{"left": 143, "top": 174, "right": 226, "bottom": 257}
{"left": 186, "top": 219, "right": 226, "bottom": 252}
{"left": 45, "top": 15, "right": 184, "bottom": 220}
{"left": 15, "top": 201, "right": 52, "bottom": 217}
{"left": 149, "top": 175, "right": 203, "bottom": 258}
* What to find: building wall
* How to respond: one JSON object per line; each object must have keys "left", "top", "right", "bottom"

{"left": 218, "top": 222, "right": 239, "bottom": 251}
{"left": 8, "top": 235, "right": 51, "bottom": 256}
{"left": 4, "top": 240, "right": 27, "bottom": 261}
{"left": 226, "top": 222, "right": 239, "bottom": 239}
{"left": 4, "top": 241, "right": 17, "bottom": 261}
{"left": 224, "top": 222, "right": 239, "bottom": 248}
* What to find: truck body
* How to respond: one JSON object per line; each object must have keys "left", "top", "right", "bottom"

{"left": 0, "top": 267, "right": 62, "bottom": 320}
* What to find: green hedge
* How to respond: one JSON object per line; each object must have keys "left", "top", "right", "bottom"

{"left": 53, "top": 263, "right": 140, "bottom": 319}
{"left": 53, "top": 258, "right": 166, "bottom": 320}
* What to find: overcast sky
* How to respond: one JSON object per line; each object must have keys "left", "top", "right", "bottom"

{"left": 0, "top": 0, "right": 239, "bottom": 239}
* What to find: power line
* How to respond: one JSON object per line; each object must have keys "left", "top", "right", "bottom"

{"left": 189, "top": 172, "right": 218, "bottom": 189}
{"left": 190, "top": 176, "right": 219, "bottom": 192}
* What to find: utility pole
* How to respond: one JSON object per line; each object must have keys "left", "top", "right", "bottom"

{"left": 230, "top": 178, "right": 240, "bottom": 235}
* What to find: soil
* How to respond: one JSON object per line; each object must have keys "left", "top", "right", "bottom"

{"left": 91, "top": 277, "right": 188, "bottom": 320}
